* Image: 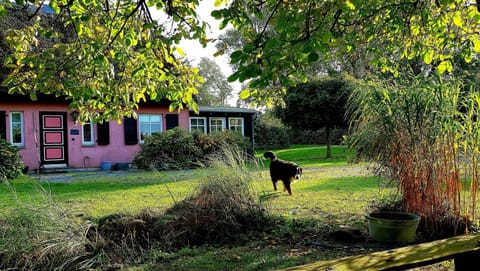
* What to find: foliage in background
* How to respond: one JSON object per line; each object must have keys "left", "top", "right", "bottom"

{"left": 347, "top": 76, "right": 479, "bottom": 239}
{"left": 133, "top": 127, "right": 202, "bottom": 170}
{"left": 0, "top": 138, "right": 24, "bottom": 180}
{"left": 278, "top": 75, "right": 355, "bottom": 158}
{"left": 254, "top": 111, "right": 290, "bottom": 150}
{"left": 195, "top": 57, "right": 234, "bottom": 106}
{"left": 288, "top": 128, "right": 345, "bottom": 146}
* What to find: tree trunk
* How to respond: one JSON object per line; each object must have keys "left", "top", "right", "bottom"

{"left": 326, "top": 126, "right": 331, "bottom": 158}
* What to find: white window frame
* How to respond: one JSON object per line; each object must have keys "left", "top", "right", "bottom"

{"left": 229, "top": 117, "right": 244, "bottom": 136}
{"left": 189, "top": 117, "right": 207, "bottom": 133}
{"left": 139, "top": 114, "right": 163, "bottom": 143}
{"left": 82, "top": 122, "right": 95, "bottom": 146}
{"left": 209, "top": 117, "right": 226, "bottom": 133}
{"left": 9, "top": 112, "right": 24, "bottom": 147}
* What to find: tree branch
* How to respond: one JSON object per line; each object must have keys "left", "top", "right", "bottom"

{"left": 108, "top": 0, "right": 145, "bottom": 48}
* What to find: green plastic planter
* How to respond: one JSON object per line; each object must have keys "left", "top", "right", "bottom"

{"left": 366, "top": 212, "right": 421, "bottom": 243}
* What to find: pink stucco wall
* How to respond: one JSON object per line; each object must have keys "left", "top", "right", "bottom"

{"left": 0, "top": 102, "right": 189, "bottom": 171}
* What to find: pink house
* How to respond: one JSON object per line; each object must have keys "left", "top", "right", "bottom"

{"left": 0, "top": 92, "right": 189, "bottom": 172}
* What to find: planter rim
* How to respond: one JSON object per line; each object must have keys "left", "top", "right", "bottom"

{"left": 365, "top": 211, "right": 421, "bottom": 222}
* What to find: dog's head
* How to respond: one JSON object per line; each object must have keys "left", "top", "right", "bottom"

{"left": 294, "top": 166, "right": 303, "bottom": 180}
{"left": 263, "top": 151, "right": 276, "bottom": 160}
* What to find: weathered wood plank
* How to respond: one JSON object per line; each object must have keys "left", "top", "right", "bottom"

{"left": 278, "top": 233, "right": 480, "bottom": 271}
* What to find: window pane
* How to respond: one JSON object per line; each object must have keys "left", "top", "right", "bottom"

{"left": 83, "top": 123, "right": 92, "bottom": 142}
{"left": 10, "top": 112, "right": 23, "bottom": 146}
{"left": 150, "top": 115, "right": 161, "bottom": 122}
{"left": 139, "top": 115, "right": 150, "bottom": 122}
{"left": 140, "top": 123, "right": 150, "bottom": 134}
{"left": 12, "top": 124, "right": 22, "bottom": 143}
{"left": 11, "top": 113, "right": 21, "bottom": 122}
{"left": 151, "top": 124, "right": 161, "bottom": 133}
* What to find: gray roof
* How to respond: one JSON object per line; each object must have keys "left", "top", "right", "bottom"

{"left": 191, "top": 106, "right": 259, "bottom": 114}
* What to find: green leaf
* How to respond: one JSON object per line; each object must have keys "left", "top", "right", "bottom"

{"left": 125, "top": 37, "right": 132, "bottom": 47}
{"left": 452, "top": 12, "right": 463, "bottom": 28}
{"left": 437, "top": 60, "right": 451, "bottom": 74}
{"left": 423, "top": 49, "right": 434, "bottom": 65}
{"left": 472, "top": 37, "right": 480, "bottom": 52}
{"left": 239, "top": 89, "right": 251, "bottom": 99}
{"left": 175, "top": 47, "right": 185, "bottom": 57}
{"left": 230, "top": 50, "right": 243, "bottom": 64}
{"left": 227, "top": 71, "right": 240, "bottom": 82}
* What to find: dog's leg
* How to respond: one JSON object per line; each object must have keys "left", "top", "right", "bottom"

{"left": 272, "top": 179, "right": 278, "bottom": 191}
{"left": 283, "top": 180, "right": 292, "bottom": 195}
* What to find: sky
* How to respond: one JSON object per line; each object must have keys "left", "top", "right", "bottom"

{"left": 176, "top": 2, "right": 241, "bottom": 106}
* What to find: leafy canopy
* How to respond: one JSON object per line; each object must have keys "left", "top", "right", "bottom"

{"left": 3, "top": 0, "right": 480, "bottom": 118}
{"left": 0, "top": 0, "right": 223, "bottom": 122}
{"left": 214, "top": 0, "right": 480, "bottom": 103}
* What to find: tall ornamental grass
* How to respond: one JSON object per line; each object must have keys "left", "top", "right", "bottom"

{"left": 348, "top": 76, "right": 480, "bottom": 239}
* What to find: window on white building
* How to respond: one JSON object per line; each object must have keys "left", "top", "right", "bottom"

{"left": 190, "top": 117, "right": 206, "bottom": 133}
{"left": 139, "top": 114, "right": 162, "bottom": 143}
{"left": 229, "top": 117, "right": 244, "bottom": 136}
{"left": 209, "top": 117, "right": 226, "bottom": 133}
{"left": 9, "top": 112, "right": 24, "bottom": 147}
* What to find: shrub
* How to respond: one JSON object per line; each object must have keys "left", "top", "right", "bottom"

{"left": 194, "top": 129, "right": 252, "bottom": 159}
{"left": 133, "top": 127, "right": 202, "bottom": 170}
{"left": 0, "top": 138, "right": 24, "bottom": 181}
{"left": 254, "top": 112, "right": 290, "bottom": 149}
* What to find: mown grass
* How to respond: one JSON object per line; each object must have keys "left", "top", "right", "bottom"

{"left": 0, "top": 145, "right": 396, "bottom": 270}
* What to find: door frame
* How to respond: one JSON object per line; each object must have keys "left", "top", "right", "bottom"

{"left": 39, "top": 112, "right": 68, "bottom": 166}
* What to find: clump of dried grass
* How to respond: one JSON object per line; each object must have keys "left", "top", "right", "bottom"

{"left": 154, "top": 145, "right": 274, "bottom": 249}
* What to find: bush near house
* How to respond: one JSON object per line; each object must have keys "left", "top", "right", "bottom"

{"left": 133, "top": 128, "right": 252, "bottom": 170}
{"left": 133, "top": 127, "right": 202, "bottom": 170}
{"left": 0, "top": 139, "right": 24, "bottom": 181}
{"left": 194, "top": 129, "right": 252, "bottom": 158}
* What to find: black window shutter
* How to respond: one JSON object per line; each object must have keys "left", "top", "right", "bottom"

{"left": 124, "top": 117, "right": 138, "bottom": 145}
{"left": 0, "top": 111, "right": 5, "bottom": 140}
{"left": 165, "top": 114, "right": 179, "bottom": 130}
{"left": 96, "top": 122, "right": 110, "bottom": 145}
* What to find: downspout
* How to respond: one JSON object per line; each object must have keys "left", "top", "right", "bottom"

{"left": 251, "top": 112, "right": 258, "bottom": 152}
{"left": 32, "top": 112, "right": 41, "bottom": 171}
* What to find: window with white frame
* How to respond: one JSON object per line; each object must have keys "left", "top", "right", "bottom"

{"left": 190, "top": 117, "right": 206, "bottom": 133}
{"left": 82, "top": 122, "right": 94, "bottom": 146}
{"left": 139, "top": 114, "right": 163, "bottom": 143}
{"left": 229, "top": 117, "right": 244, "bottom": 136}
{"left": 209, "top": 117, "right": 226, "bottom": 133}
{"left": 10, "top": 112, "right": 24, "bottom": 147}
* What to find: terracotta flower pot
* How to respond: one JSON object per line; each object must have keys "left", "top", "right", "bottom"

{"left": 366, "top": 211, "right": 421, "bottom": 243}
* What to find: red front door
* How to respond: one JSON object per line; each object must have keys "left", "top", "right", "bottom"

{"left": 39, "top": 112, "right": 68, "bottom": 166}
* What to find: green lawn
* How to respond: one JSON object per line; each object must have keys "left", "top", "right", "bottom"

{"left": 0, "top": 145, "right": 399, "bottom": 270}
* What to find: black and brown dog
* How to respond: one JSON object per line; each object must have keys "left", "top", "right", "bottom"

{"left": 263, "top": 151, "right": 302, "bottom": 195}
